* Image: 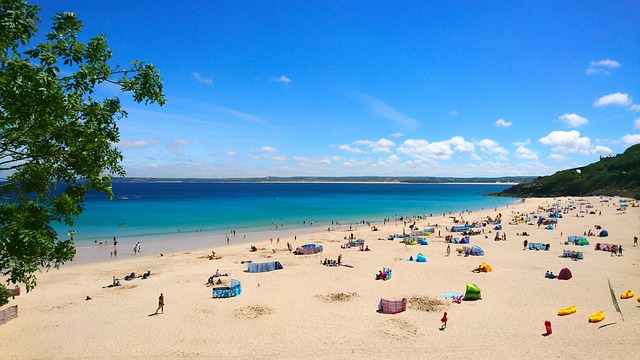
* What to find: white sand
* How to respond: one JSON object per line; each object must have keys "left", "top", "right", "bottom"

{"left": 1, "top": 196, "right": 639, "bottom": 360}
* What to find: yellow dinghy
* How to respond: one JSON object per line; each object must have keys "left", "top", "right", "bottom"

{"left": 557, "top": 305, "right": 577, "bottom": 316}
{"left": 588, "top": 311, "right": 605, "bottom": 323}
{"left": 620, "top": 290, "right": 634, "bottom": 299}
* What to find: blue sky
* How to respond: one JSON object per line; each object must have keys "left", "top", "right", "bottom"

{"left": 35, "top": 1, "right": 640, "bottom": 178}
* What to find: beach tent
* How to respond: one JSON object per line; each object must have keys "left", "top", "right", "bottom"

{"left": 480, "top": 262, "right": 493, "bottom": 272}
{"left": 546, "top": 225, "right": 554, "bottom": 230}
{"left": 424, "top": 227, "right": 435, "bottom": 234}
{"left": 599, "top": 230, "right": 609, "bottom": 237}
{"left": 576, "top": 238, "right": 590, "bottom": 246}
{"left": 378, "top": 298, "right": 407, "bottom": 314}
{"left": 416, "top": 253, "right": 427, "bottom": 262}
{"left": 459, "top": 237, "right": 469, "bottom": 244}
{"left": 463, "top": 283, "right": 481, "bottom": 300}
{"left": 418, "top": 238, "right": 429, "bottom": 245}
{"left": 558, "top": 268, "right": 572, "bottom": 280}
{"left": 247, "top": 261, "right": 283, "bottom": 273}
{"left": 212, "top": 279, "right": 242, "bottom": 298}
{"left": 471, "top": 245, "right": 484, "bottom": 256}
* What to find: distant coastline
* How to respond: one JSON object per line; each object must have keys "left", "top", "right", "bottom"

{"left": 113, "top": 176, "right": 534, "bottom": 185}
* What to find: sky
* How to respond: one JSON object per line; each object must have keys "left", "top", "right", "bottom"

{"left": 33, "top": 1, "right": 640, "bottom": 178}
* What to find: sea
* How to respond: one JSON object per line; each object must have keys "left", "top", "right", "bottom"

{"left": 53, "top": 182, "right": 517, "bottom": 263}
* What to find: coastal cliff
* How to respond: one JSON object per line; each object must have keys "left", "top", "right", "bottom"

{"left": 494, "top": 144, "right": 640, "bottom": 199}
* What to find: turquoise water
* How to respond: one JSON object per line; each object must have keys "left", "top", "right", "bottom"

{"left": 57, "top": 182, "right": 515, "bottom": 247}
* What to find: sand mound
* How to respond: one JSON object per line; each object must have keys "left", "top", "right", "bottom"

{"left": 315, "top": 292, "right": 359, "bottom": 302}
{"left": 234, "top": 305, "right": 274, "bottom": 319}
{"left": 407, "top": 295, "right": 448, "bottom": 312}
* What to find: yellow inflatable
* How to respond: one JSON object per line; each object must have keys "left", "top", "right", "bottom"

{"left": 620, "top": 290, "right": 634, "bottom": 299}
{"left": 588, "top": 311, "right": 605, "bottom": 323}
{"left": 557, "top": 305, "right": 577, "bottom": 316}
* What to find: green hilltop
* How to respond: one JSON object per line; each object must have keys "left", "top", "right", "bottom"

{"left": 493, "top": 143, "right": 640, "bottom": 199}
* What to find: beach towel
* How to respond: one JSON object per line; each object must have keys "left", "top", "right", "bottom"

{"left": 441, "top": 292, "right": 463, "bottom": 299}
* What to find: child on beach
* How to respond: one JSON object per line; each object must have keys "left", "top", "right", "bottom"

{"left": 440, "top": 311, "right": 448, "bottom": 330}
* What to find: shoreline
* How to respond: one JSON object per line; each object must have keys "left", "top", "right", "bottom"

{"left": 69, "top": 196, "right": 523, "bottom": 265}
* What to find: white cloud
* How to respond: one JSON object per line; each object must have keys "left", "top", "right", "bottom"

{"left": 270, "top": 75, "right": 292, "bottom": 85}
{"left": 591, "top": 145, "right": 612, "bottom": 156}
{"left": 449, "top": 110, "right": 458, "bottom": 116}
{"left": 593, "top": 92, "right": 632, "bottom": 107}
{"left": 515, "top": 146, "right": 538, "bottom": 160}
{"left": 117, "top": 139, "right": 160, "bottom": 148}
{"left": 354, "top": 138, "right": 396, "bottom": 153}
{"left": 635, "top": 118, "right": 640, "bottom": 129}
{"left": 172, "top": 139, "right": 190, "bottom": 147}
{"left": 548, "top": 154, "right": 568, "bottom": 161}
{"left": 227, "top": 151, "right": 236, "bottom": 157}
{"left": 192, "top": 72, "right": 213, "bottom": 85}
{"left": 512, "top": 139, "right": 531, "bottom": 146}
{"left": 447, "top": 136, "right": 474, "bottom": 153}
{"left": 589, "top": 59, "right": 621, "bottom": 68}
{"left": 557, "top": 113, "right": 588, "bottom": 127}
{"left": 349, "top": 90, "right": 420, "bottom": 128}
{"left": 249, "top": 146, "right": 278, "bottom": 153}
{"left": 539, "top": 130, "right": 591, "bottom": 155}
{"left": 587, "top": 59, "right": 620, "bottom": 75}
{"left": 272, "top": 155, "right": 287, "bottom": 162}
{"left": 397, "top": 139, "right": 453, "bottom": 160}
{"left": 477, "top": 139, "right": 508, "bottom": 158}
{"left": 630, "top": 104, "right": 640, "bottom": 112}
{"left": 622, "top": 134, "right": 640, "bottom": 145}
{"left": 339, "top": 144, "right": 366, "bottom": 154}
{"left": 495, "top": 118, "right": 512, "bottom": 128}
{"left": 397, "top": 136, "right": 475, "bottom": 160}
{"left": 391, "top": 132, "right": 404, "bottom": 138}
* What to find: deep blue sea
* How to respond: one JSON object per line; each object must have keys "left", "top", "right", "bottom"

{"left": 56, "top": 182, "right": 515, "bottom": 246}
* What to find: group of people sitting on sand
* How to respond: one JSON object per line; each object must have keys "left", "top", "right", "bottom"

{"left": 322, "top": 254, "right": 342, "bottom": 267}
{"left": 124, "top": 270, "right": 151, "bottom": 281}
{"left": 545, "top": 271, "right": 557, "bottom": 279}
{"left": 375, "top": 267, "right": 392, "bottom": 280}
{"left": 208, "top": 251, "right": 221, "bottom": 260}
{"left": 207, "top": 269, "right": 229, "bottom": 286}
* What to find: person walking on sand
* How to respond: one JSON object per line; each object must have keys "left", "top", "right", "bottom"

{"left": 440, "top": 311, "right": 448, "bottom": 330}
{"left": 155, "top": 293, "right": 164, "bottom": 314}
{"left": 634, "top": 236, "right": 638, "bottom": 247}
{"left": 523, "top": 239, "right": 528, "bottom": 250}
{"left": 618, "top": 245, "right": 623, "bottom": 257}
{"left": 446, "top": 244, "right": 451, "bottom": 256}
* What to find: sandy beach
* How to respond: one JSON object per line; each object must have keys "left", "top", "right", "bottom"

{"left": 1, "top": 196, "right": 638, "bottom": 360}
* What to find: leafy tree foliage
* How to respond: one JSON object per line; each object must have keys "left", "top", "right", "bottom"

{"left": 0, "top": 0, "right": 165, "bottom": 306}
